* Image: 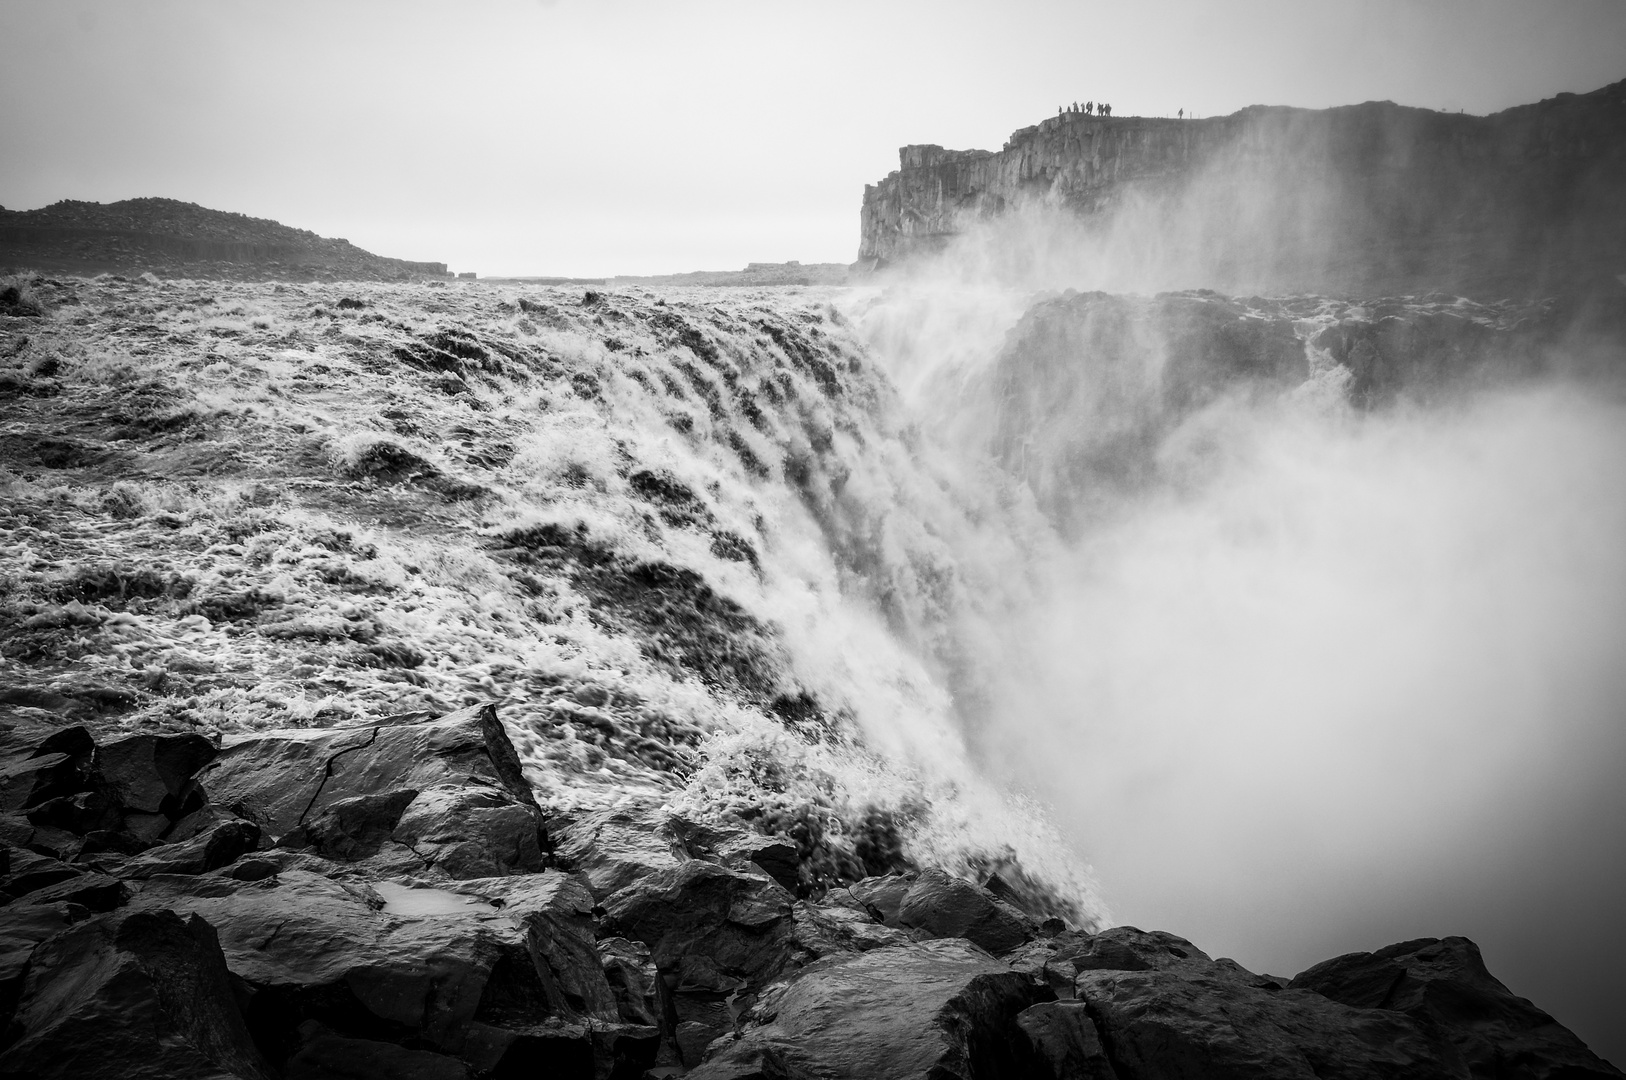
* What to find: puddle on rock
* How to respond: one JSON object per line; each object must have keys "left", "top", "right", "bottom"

{"left": 373, "top": 880, "right": 495, "bottom": 917}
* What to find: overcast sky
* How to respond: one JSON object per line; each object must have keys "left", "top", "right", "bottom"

{"left": 2, "top": 0, "right": 1623, "bottom": 276}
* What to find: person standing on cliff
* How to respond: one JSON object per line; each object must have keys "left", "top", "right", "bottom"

{"left": 1085, "top": 101, "right": 1093, "bottom": 115}
{"left": 1178, "top": 107, "right": 1184, "bottom": 119}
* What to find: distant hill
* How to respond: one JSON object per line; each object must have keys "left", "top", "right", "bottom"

{"left": 0, "top": 197, "right": 449, "bottom": 281}
{"left": 609, "top": 261, "right": 851, "bottom": 288}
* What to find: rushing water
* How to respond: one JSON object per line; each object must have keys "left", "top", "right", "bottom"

{"left": 822, "top": 263, "right": 1626, "bottom": 1051}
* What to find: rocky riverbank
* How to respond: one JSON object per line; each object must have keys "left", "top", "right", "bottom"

{"left": 1, "top": 706, "right": 1620, "bottom": 1079}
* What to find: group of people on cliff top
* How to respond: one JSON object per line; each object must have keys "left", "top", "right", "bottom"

{"left": 1058, "top": 102, "right": 1191, "bottom": 119}
{"left": 1061, "top": 100, "right": 1111, "bottom": 117}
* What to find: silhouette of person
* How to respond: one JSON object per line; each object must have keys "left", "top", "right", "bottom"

{"left": 1105, "top": 103, "right": 1112, "bottom": 117}
{"left": 1178, "top": 107, "right": 1184, "bottom": 119}
{"left": 1085, "top": 101, "right": 1093, "bottom": 115}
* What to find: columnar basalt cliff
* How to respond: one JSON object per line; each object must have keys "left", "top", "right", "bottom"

{"left": 858, "top": 80, "right": 1626, "bottom": 299}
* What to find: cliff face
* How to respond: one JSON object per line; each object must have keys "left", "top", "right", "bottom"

{"left": 0, "top": 198, "right": 449, "bottom": 281}
{"left": 858, "top": 80, "right": 1626, "bottom": 299}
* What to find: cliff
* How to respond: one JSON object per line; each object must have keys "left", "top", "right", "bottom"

{"left": 0, "top": 198, "right": 450, "bottom": 281}
{"left": 858, "top": 79, "right": 1626, "bottom": 299}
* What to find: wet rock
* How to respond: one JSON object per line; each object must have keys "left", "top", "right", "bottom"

{"left": 284, "top": 788, "right": 418, "bottom": 861}
{"left": 0, "top": 907, "right": 274, "bottom": 1079}
{"left": 26, "top": 788, "right": 122, "bottom": 833}
{"left": 133, "top": 869, "right": 506, "bottom": 1056}
{"left": 549, "top": 804, "right": 684, "bottom": 899}
{"left": 689, "top": 938, "right": 1049, "bottom": 1080}
{"left": 1291, "top": 936, "right": 1624, "bottom": 1080}
{"left": 0, "top": 721, "right": 94, "bottom": 764}
{"left": 0, "top": 846, "right": 82, "bottom": 897}
{"left": 127, "top": 866, "right": 635, "bottom": 1071}
{"left": 285, "top": 1020, "right": 469, "bottom": 1080}
{"left": 458, "top": 1017, "right": 660, "bottom": 1079}
{"left": 1016, "top": 1000, "right": 1120, "bottom": 1080}
{"left": 894, "top": 868, "right": 1035, "bottom": 955}
{"left": 847, "top": 871, "right": 915, "bottom": 926}
{"left": 1073, "top": 930, "right": 1465, "bottom": 1080}
{"left": 599, "top": 860, "right": 797, "bottom": 1066}
{"left": 0, "top": 752, "right": 86, "bottom": 812}
{"left": 0, "top": 901, "right": 78, "bottom": 1027}
{"left": 461, "top": 872, "right": 619, "bottom": 1023}
{"left": 667, "top": 815, "right": 801, "bottom": 892}
{"left": 599, "top": 860, "right": 796, "bottom": 987}
{"left": 389, "top": 783, "right": 547, "bottom": 878}
{"left": 196, "top": 704, "right": 545, "bottom": 853}
{"left": 20, "top": 869, "right": 128, "bottom": 911}
{"left": 598, "top": 936, "right": 662, "bottom": 1027}
{"left": 93, "top": 731, "right": 217, "bottom": 815}
{"left": 790, "top": 898, "right": 912, "bottom": 959}
{"left": 119, "top": 817, "right": 261, "bottom": 878}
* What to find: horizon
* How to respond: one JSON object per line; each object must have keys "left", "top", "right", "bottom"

{"left": 3, "top": 0, "right": 1624, "bottom": 277}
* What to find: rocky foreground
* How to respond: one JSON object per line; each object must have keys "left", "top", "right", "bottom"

{"left": 0, "top": 273, "right": 1621, "bottom": 1077}
{"left": 0, "top": 707, "right": 1619, "bottom": 1079}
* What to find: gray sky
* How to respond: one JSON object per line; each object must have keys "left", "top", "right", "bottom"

{"left": 2, "top": 0, "right": 1624, "bottom": 276}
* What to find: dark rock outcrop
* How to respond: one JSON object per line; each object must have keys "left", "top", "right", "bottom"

{"left": 980, "top": 289, "right": 1583, "bottom": 531}
{"left": 1291, "top": 937, "right": 1622, "bottom": 1080}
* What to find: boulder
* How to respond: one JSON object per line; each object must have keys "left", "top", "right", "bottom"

{"left": 1291, "top": 937, "right": 1624, "bottom": 1080}
{"left": 790, "top": 898, "right": 912, "bottom": 959}
{"left": 0, "top": 901, "right": 78, "bottom": 1028}
{"left": 894, "top": 868, "right": 1035, "bottom": 955}
{"left": 388, "top": 784, "right": 548, "bottom": 878}
{"left": 19, "top": 869, "right": 128, "bottom": 911}
{"left": 0, "top": 907, "right": 274, "bottom": 1080}
{"left": 195, "top": 705, "right": 544, "bottom": 859}
{"left": 688, "top": 938, "right": 1050, "bottom": 1080}
{"left": 0, "top": 752, "right": 85, "bottom": 813}
{"left": 599, "top": 861, "right": 797, "bottom": 1066}
{"left": 0, "top": 846, "right": 82, "bottom": 898}
{"left": 459, "top": 872, "right": 619, "bottom": 1023}
{"left": 1016, "top": 1000, "right": 1121, "bottom": 1080}
{"left": 668, "top": 814, "right": 801, "bottom": 893}
{"left": 456, "top": 1017, "right": 659, "bottom": 1079}
{"left": 598, "top": 936, "right": 662, "bottom": 1027}
{"left": 132, "top": 869, "right": 508, "bottom": 1058}
{"left": 127, "top": 866, "right": 637, "bottom": 1073}
{"left": 119, "top": 817, "right": 261, "bottom": 878}
{"left": 283, "top": 789, "right": 418, "bottom": 862}
{"left": 1071, "top": 928, "right": 1466, "bottom": 1079}
{"left": 549, "top": 804, "right": 684, "bottom": 899}
{"left": 93, "top": 731, "right": 217, "bottom": 815}
{"left": 25, "top": 788, "right": 121, "bottom": 834}
{"left": 846, "top": 872, "right": 915, "bottom": 926}
{"left": 284, "top": 1020, "right": 469, "bottom": 1080}
{"left": 599, "top": 860, "right": 796, "bottom": 986}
